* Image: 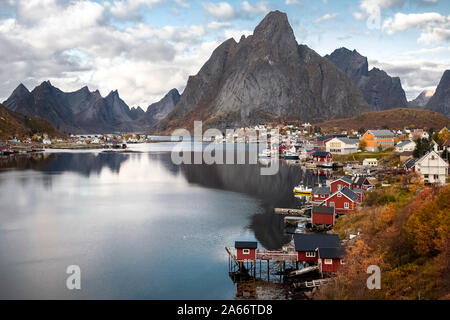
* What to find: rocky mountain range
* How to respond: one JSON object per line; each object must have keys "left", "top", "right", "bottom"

{"left": 2, "top": 11, "right": 448, "bottom": 134}
{"left": 408, "top": 90, "right": 435, "bottom": 108}
{"left": 325, "top": 47, "right": 408, "bottom": 111}
{"left": 426, "top": 70, "right": 450, "bottom": 117}
{"left": 157, "top": 11, "right": 370, "bottom": 132}
{"left": 2, "top": 81, "right": 179, "bottom": 134}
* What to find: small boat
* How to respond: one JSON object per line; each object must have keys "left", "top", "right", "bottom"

{"left": 293, "top": 184, "right": 312, "bottom": 195}
{"left": 284, "top": 146, "right": 299, "bottom": 160}
{"left": 320, "top": 163, "right": 333, "bottom": 169}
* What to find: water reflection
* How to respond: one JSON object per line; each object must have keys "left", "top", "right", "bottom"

{"left": 0, "top": 148, "right": 326, "bottom": 299}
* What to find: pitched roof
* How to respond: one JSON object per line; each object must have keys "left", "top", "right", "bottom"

{"left": 340, "top": 187, "right": 359, "bottom": 202}
{"left": 312, "top": 151, "right": 331, "bottom": 157}
{"left": 404, "top": 158, "right": 418, "bottom": 169}
{"left": 333, "top": 176, "right": 353, "bottom": 185}
{"left": 369, "top": 130, "right": 395, "bottom": 137}
{"left": 312, "top": 206, "right": 335, "bottom": 215}
{"left": 416, "top": 150, "right": 448, "bottom": 167}
{"left": 293, "top": 234, "right": 340, "bottom": 252}
{"left": 396, "top": 140, "right": 414, "bottom": 148}
{"left": 235, "top": 241, "right": 257, "bottom": 249}
{"left": 318, "top": 247, "right": 346, "bottom": 259}
{"left": 335, "top": 137, "right": 359, "bottom": 145}
{"left": 312, "top": 186, "right": 331, "bottom": 195}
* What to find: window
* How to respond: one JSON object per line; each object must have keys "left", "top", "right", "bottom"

{"left": 340, "top": 260, "right": 345, "bottom": 265}
{"left": 330, "top": 202, "right": 335, "bottom": 207}
{"left": 434, "top": 175, "right": 439, "bottom": 180}
{"left": 306, "top": 252, "right": 316, "bottom": 257}
{"left": 242, "top": 249, "right": 250, "bottom": 255}
{"left": 344, "top": 202, "right": 349, "bottom": 209}
{"left": 337, "top": 193, "right": 342, "bottom": 197}
{"left": 321, "top": 195, "right": 325, "bottom": 198}
{"left": 338, "top": 185, "right": 342, "bottom": 190}
{"left": 324, "top": 259, "right": 333, "bottom": 265}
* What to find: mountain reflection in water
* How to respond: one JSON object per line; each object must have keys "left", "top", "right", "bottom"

{"left": 0, "top": 148, "right": 324, "bottom": 299}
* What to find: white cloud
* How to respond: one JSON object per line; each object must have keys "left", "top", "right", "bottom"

{"left": 208, "top": 21, "right": 233, "bottom": 30}
{"left": 314, "top": 13, "right": 338, "bottom": 23}
{"left": 241, "top": 1, "right": 269, "bottom": 15}
{"left": 369, "top": 58, "right": 450, "bottom": 99}
{"left": 0, "top": 0, "right": 220, "bottom": 108}
{"left": 106, "top": 0, "right": 162, "bottom": 20}
{"left": 285, "top": 0, "right": 298, "bottom": 4}
{"left": 202, "top": 2, "right": 237, "bottom": 21}
{"left": 382, "top": 12, "right": 450, "bottom": 44}
{"left": 224, "top": 29, "right": 253, "bottom": 42}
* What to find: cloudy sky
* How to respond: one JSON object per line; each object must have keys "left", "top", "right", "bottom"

{"left": 0, "top": 0, "right": 449, "bottom": 109}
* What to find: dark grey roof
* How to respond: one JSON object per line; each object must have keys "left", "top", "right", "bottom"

{"left": 235, "top": 241, "right": 257, "bottom": 249}
{"left": 312, "top": 186, "right": 331, "bottom": 195}
{"left": 352, "top": 188, "right": 364, "bottom": 194}
{"left": 405, "top": 158, "right": 418, "bottom": 169}
{"left": 396, "top": 140, "right": 414, "bottom": 148}
{"left": 312, "top": 206, "right": 335, "bottom": 215}
{"left": 318, "top": 247, "right": 346, "bottom": 258}
{"left": 340, "top": 187, "right": 359, "bottom": 201}
{"left": 313, "top": 151, "right": 331, "bottom": 157}
{"left": 339, "top": 176, "right": 353, "bottom": 184}
{"left": 353, "top": 176, "right": 369, "bottom": 186}
{"left": 293, "top": 234, "right": 340, "bottom": 251}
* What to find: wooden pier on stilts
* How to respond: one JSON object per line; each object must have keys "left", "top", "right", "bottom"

{"left": 225, "top": 246, "right": 309, "bottom": 284}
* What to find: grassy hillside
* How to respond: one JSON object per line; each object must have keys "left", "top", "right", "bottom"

{"left": 0, "top": 103, "right": 64, "bottom": 139}
{"left": 315, "top": 177, "right": 450, "bottom": 300}
{"left": 317, "top": 108, "right": 449, "bottom": 133}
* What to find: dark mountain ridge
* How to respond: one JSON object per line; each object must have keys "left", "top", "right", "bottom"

{"left": 325, "top": 47, "right": 408, "bottom": 111}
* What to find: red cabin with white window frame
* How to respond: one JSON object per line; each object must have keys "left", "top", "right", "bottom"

{"left": 235, "top": 241, "right": 257, "bottom": 260}
{"left": 330, "top": 177, "right": 353, "bottom": 194}
{"left": 323, "top": 187, "right": 359, "bottom": 214}
{"left": 293, "top": 234, "right": 340, "bottom": 263}
{"left": 317, "top": 247, "right": 346, "bottom": 273}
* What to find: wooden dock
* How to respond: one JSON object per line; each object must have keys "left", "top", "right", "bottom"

{"left": 293, "top": 278, "right": 332, "bottom": 289}
{"left": 274, "top": 206, "right": 312, "bottom": 216}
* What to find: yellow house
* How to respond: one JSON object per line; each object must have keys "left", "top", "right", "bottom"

{"left": 360, "top": 130, "right": 395, "bottom": 152}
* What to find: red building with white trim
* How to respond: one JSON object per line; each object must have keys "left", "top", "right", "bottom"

{"left": 235, "top": 241, "right": 257, "bottom": 260}
{"left": 317, "top": 247, "right": 346, "bottom": 273}
{"left": 323, "top": 187, "right": 359, "bottom": 214}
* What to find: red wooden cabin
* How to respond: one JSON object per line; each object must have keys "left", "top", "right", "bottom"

{"left": 293, "top": 234, "right": 340, "bottom": 263}
{"left": 323, "top": 187, "right": 359, "bottom": 214}
{"left": 311, "top": 186, "right": 331, "bottom": 204}
{"left": 317, "top": 247, "right": 346, "bottom": 273}
{"left": 330, "top": 176, "right": 352, "bottom": 194}
{"left": 235, "top": 241, "right": 257, "bottom": 260}
{"left": 311, "top": 206, "right": 335, "bottom": 226}
{"left": 312, "top": 151, "right": 333, "bottom": 163}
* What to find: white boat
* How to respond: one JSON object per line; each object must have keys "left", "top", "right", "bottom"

{"left": 293, "top": 184, "right": 312, "bottom": 195}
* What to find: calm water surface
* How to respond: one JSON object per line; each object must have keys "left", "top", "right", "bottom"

{"left": 0, "top": 143, "right": 315, "bottom": 299}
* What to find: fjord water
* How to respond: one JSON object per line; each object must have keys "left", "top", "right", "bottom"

{"left": 0, "top": 143, "right": 309, "bottom": 299}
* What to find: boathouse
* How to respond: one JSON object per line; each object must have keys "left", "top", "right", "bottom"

{"left": 317, "top": 247, "right": 346, "bottom": 273}
{"left": 323, "top": 187, "right": 359, "bottom": 214}
{"left": 293, "top": 234, "right": 340, "bottom": 263}
{"left": 311, "top": 186, "right": 331, "bottom": 204}
{"left": 311, "top": 206, "right": 335, "bottom": 226}
{"left": 235, "top": 241, "right": 257, "bottom": 260}
{"left": 312, "top": 151, "right": 333, "bottom": 163}
{"left": 330, "top": 176, "right": 353, "bottom": 193}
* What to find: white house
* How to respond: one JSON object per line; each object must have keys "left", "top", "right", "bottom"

{"left": 395, "top": 140, "right": 416, "bottom": 153}
{"left": 413, "top": 151, "right": 448, "bottom": 185}
{"left": 326, "top": 137, "right": 359, "bottom": 154}
{"left": 42, "top": 138, "right": 51, "bottom": 145}
{"left": 363, "top": 158, "right": 378, "bottom": 167}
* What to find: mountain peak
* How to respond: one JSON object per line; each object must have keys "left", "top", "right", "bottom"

{"left": 13, "top": 83, "right": 30, "bottom": 94}
{"left": 253, "top": 10, "right": 295, "bottom": 43}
